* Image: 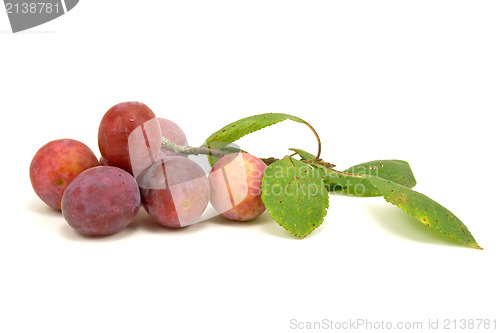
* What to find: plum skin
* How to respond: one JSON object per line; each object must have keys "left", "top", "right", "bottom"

{"left": 138, "top": 157, "right": 209, "bottom": 228}
{"left": 98, "top": 101, "right": 161, "bottom": 175}
{"left": 208, "top": 153, "right": 267, "bottom": 221}
{"left": 61, "top": 166, "right": 141, "bottom": 236}
{"left": 29, "top": 139, "right": 100, "bottom": 210}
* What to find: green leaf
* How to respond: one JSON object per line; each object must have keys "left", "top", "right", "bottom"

{"left": 204, "top": 113, "right": 307, "bottom": 149}
{"left": 367, "top": 176, "right": 482, "bottom": 250}
{"left": 286, "top": 148, "right": 417, "bottom": 196}
{"left": 319, "top": 168, "right": 378, "bottom": 196}
{"left": 318, "top": 160, "right": 417, "bottom": 197}
{"left": 261, "top": 157, "right": 329, "bottom": 238}
{"left": 288, "top": 148, "right": 374, "bottom": 195}
{"left": 345, "top": 160, "right": 416, "bottom": 188}
{"left": 218, "top": 145, "right": 247, "bottom": 155}
{"left": 203, "top": 113, "right": 308, "bottom": 165}
{"left": 289, "top": 148, "right": 316, "bottom": 160}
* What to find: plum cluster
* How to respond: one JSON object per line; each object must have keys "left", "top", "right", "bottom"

{"left": 29, "top": 102, "right": 267, "bottom": 236}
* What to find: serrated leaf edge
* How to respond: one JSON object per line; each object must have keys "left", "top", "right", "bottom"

{"left": 204, "top": 113, "right": 306, "bottom": 145}
{"left": 367, "top": 176, "right": 483, "bottom": 250}
{"left": 261, "top": 158, "right": 329, "bottom": 238}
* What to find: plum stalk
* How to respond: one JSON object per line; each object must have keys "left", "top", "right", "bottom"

{"left": 162, "top": 119, "right": 323, "bottom": 163}
{"left": 161, "top": 127, "right": 359, "bottom": 177}
{"left": 161, "top": 138, "right": 302, "bottom": 167}
{"left": 161, "top": 138, "right": 231, "bottom": 158}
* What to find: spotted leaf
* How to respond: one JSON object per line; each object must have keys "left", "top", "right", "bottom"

{"left": 367, "top": 176, "right": 482, "bottom": 249}
{"left": 261, "top": 157, "right": 329, "bottom": 237}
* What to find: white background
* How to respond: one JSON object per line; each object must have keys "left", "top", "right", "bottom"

{"left": 1, "top": 1, "right": 499, "bottom": 332}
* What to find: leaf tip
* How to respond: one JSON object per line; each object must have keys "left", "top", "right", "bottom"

{"left": 472, "top": 243, "right": 484, "bottom": 250}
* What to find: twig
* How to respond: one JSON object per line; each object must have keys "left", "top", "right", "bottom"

{"left": 161, "top": 138, "right": 229, "bottom": 158}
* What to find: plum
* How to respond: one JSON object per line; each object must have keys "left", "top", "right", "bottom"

{"left": 128, "top": 117, "right": 164, "bottom": 177}
{"left": 137, "top": 157, "right": 209, "bottom": 228}
{"left": 208, "top": 153, "right": 267, "bottom": 221}
{"left": 30, "top": 139, "right": 100, "bottom": 210}
{"left": 157, "top": 118, "right": 188, "bottom": 158}
{"left": 98, "top": 102, "right": 162, "bottom": 176}
{"left": 61, "top": 166, "right": 141, "bottom": 236}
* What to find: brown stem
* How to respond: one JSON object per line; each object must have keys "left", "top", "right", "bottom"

{"left": 303, "top": 159, "right": 335, "bottom": 169}
{"left": 260, "top": 157, "right": 280, "bottom": 165}
{"left": 302, "top": 158, "right": 364, "bottom": 178}
{"left": 304, "top": 121, "right": 322, "bottom": 160}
